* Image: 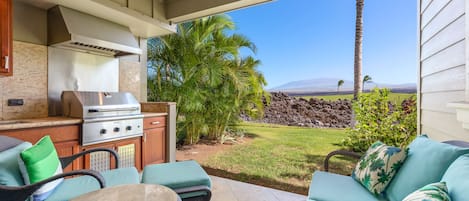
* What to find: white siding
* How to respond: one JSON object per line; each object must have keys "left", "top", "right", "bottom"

{"left": 421, "top": 110, "right": 469, "bottom": 141}
{"left": 421, "top": 91, "right": 464, "bottom": 113}
{"left": 421, "top": 0, "right": 450, "bottom": 27}
{"left": 421, "top": 0, "right": 433, "bottom": 13}
{"left": 421, "top": 0, "right": 464, "bottom": 43}
{"left": 421, "top": 40, "right": 465, "bottom": 77}
{"left": 421, "top": 65, "right": 465, "bottom": 93}
{"left": 421, "top": 126, "right": 465, "bottom": 141}
{"left": 421, "top": 15, "right": 464, "bottom": 60}
{"left": 419, "top": 0, "right": 469, "bottom": 141}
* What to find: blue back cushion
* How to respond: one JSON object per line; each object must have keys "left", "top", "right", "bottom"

{"left": 0, "top": 136, "right": 23, "bottom": 152}
{"left": 441, "top": 154, "right": 469, "bottom": 201}
{"left": 385, "top": 135, "right": 469, "bottom": 201}
{"left": 0, "top": 142, "right": 32, "bottom": 186}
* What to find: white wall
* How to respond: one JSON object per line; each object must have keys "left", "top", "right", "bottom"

{"left": 418, "top": 0, "right": 469, "bottom": 141}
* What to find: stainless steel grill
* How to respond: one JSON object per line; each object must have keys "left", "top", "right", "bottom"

{"left": 61, "top": 91, "right": 143, "bottom": 146}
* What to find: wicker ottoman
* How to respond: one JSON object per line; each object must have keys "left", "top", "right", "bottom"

{"left": 141, "top": 160, "right": 212, "bottom": 201}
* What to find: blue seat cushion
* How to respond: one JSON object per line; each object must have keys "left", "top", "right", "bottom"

{"left": 385, "top": 135, "right": 469, "bottom": 201}
{"left": 308, "top": 171, "right": 387, "bottom": 201}
{"left": 0, "top": 142, "right": 32, "bottom": 187}
{"left": 141, "top": 160, "right": 211, "bottom": 198}
{"left": 441, "top": 154, "right": 469, "bottom": 201}
{"left": 45, "top": 167, "right": 139, "bottom": 201}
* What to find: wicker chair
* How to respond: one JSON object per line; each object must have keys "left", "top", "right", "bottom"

{"left": 0, "top": 135, "right": 126, "bottom": 201}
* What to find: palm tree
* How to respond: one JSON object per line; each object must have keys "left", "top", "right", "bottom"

{"left": 206, "top": 57, "right": 267, "bottom": 140}
{"left": 337, "top": 80, "right": 344, "bottom": 93}
{"left": 147, "top": 15, "right": 267, "bottom": 144}
{"left": 362, "top": 75, "right": 372, "bottom": 92}
{"left": 353, "top": 0, "right": 364, "bottom": 100}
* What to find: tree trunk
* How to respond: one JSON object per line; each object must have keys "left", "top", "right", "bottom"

{"left": 353, "top": 0, "right": 364, "bottom": 100}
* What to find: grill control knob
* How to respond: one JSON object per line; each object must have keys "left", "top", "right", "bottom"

{"left": 113, "top": 127, "right": 120, "bottom": 132}
{"left": 100, "top": 129, "right": 107, "bottom": 135}
{"left": 126, "top": 126, "right": 132, "bottom": 131}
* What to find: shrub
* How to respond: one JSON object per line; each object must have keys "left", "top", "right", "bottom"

{"left": 341, "top": 88, "right": 417, "bottom": 152}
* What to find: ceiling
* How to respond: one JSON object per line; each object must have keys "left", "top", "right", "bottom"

{"left": 14, "top": 0, "right": 272, "bottom": 37}
{"left": 16, "top": 0, "right": 55, "bottom": 9}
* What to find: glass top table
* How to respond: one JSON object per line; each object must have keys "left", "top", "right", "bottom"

{"left": 71, "top": 184, "right": 180, "bottom": 201}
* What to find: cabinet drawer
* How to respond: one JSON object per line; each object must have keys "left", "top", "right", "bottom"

{"left": 143, "top": 116, "right": 166, "bottom": 129}
{"left": 0, "top": 125, "right": 80, "bottom": 143}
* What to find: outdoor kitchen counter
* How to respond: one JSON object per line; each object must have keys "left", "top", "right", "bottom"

{"left": 142, "top": 112, "right": 168, "bottom": 118}
{"left": 0, "top": 117, "right": 82, "bottom": 131}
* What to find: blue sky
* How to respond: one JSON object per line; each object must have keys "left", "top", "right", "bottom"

{"left": 227, "top": 0, "right": 417, "bottom": 88}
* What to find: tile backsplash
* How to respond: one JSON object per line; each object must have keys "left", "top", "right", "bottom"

{"left": 0, "top": 41, "right": 48, "bottom": 120}
{"left": 119, "top": 60, "right": 143, "bottom": 102}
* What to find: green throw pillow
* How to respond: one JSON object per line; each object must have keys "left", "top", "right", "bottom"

{"left": 402, "top": 182, "right": 452, "bottom": 201}
{"left": 18, "top": 136, "right": 63, "bottom": 201}
{"left": 352, "top": 141, "right": 407, "bottom": 195}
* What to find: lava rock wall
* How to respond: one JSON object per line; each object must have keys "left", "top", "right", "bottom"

{"left": 247, "top": 92, "right": 352, "bottom": 128}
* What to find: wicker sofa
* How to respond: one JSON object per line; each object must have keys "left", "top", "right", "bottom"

{"left": 308, "top": 135, "right": 469, "bottom": 201}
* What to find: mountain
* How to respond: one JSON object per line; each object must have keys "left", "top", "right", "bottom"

{"left": 269, "top": 78, "right": 416, "bottom": 93}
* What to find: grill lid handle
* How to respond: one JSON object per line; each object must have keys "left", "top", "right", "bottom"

{"left": 88, "top": 107, "right": 139, "bottom": 113}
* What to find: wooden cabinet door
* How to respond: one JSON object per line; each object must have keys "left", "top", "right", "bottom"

{"left": 55, "top": 141, "right": 81, "bottom": 173}
{"left": 116, "top": 138, "right": 142, "bottom": 171}
{"left": 142, "top": 127, "right": 166, "bottom": 166}
{"left": 83, "top": 143, "right": 117, "bottom": 172}
{"left": 82, "top": 137, "right": 142, "bottom": 171}
{"left": 0, "top": 0, "right": 12, "bottom": 76}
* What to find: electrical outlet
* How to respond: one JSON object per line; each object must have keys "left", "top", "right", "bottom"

{"left": 7, "top": 99, "right": 24, "bottom": 106}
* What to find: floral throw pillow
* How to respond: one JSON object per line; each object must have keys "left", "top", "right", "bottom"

{"left": 402, "top": 182, "right": 452, "bottom": 201}
{"left": 352, "top": 141, "right": 407, "bottom": 195}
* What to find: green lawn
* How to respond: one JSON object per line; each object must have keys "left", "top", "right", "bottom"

{"left": 300, "top": 92, "right": 415, "bottom": 104}
{"left": 201, "top": 123, "right": 356, "bottom": 195}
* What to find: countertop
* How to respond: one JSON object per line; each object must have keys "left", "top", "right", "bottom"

{"left": 0, "top": 117, "right": 82, "bottom": 131}
{"left": 0, "top": 113, "right": 168, "bottom": 131}
{"left": 142, "top": 112, "right": 168, "bottom": 118}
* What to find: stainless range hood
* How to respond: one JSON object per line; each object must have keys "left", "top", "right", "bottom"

{"left": 48, "top": 6, "right": 142, "bottom": 57}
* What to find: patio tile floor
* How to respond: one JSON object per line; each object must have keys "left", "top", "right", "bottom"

{"left": 210, "top": 176, "right": 307, "bottom": 201}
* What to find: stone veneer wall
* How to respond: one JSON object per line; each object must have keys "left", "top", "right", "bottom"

{"left": 119, "top": 60, "right": 143, "bottom": 101}
{"left": 0, "top": 41, "right": 48, "bottom": 120}
{"left": 119, "top": 38, "right": 148, "bottom": 102}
